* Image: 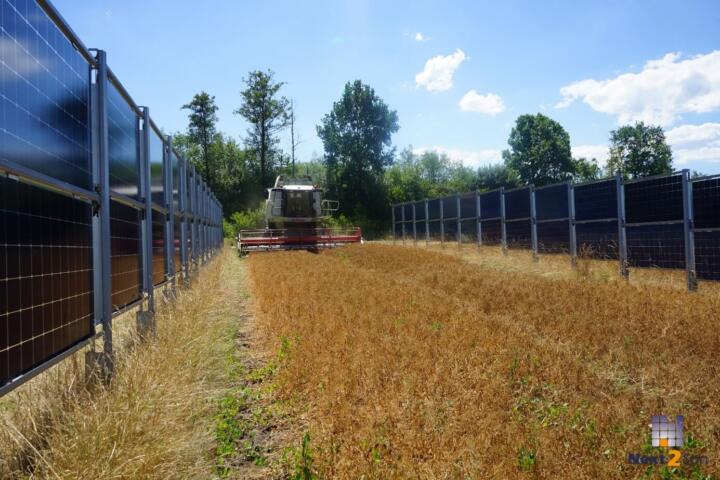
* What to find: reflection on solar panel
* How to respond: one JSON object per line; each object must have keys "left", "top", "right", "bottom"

{"left": 480, "top": 219, "right": 502, "bottom": 244}
{"left": 107, "top": 82, "right": 140, "bottom": 198}
{"left": 0, "top": 177, "right": 93, "bottom": 386}
{"left": 149, "top": 129, "right": 165, "bottom": 206}
{"left": 576, "top": 222, "right": 618, "bottom": 259}
{"left": 0, "top": 0, "right": 92, "bottom": 190}
{"left": 110, "top": 201, "right": 142, "bottom": 309}
{"left": 506, "top": 220, "right": 531, "bottom": 249}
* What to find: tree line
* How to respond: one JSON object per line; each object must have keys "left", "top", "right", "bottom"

{"left": 174, "top": 71, "right": 676, "bottom": 237}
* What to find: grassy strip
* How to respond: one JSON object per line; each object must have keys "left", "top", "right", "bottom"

{"left": 0, "top": 248, "right": 239, "bottom": 479}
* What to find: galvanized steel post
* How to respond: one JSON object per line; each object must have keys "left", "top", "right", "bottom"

{"left": 440, "top": 198, "right": 445, "bottom": 247}
{"left": 164, "top": 136, "right": 176, "bottom": 293}
{"left": 138, "top": 106, "right": 155, "bottom": 336}
{"left": 91, "top": 49, "right": 113, "bottom": 375}
{"left": 530, "top": 186, "right": 538, "bottom": 261}
{"left": 456, "top": 193, "right": 461, "bottom": 245}
{"left": 500, "top": 187, "right": 507, "bottom": 253}
{"left": 568, "top": 183, "right": 577, "bottom": 268}
{"left": 424, "top": 199, "right": 430, "bottom": 244}
{"left": 682, "top": 169, "right": 698, "bottom": 291}
{"left": 616, "top": 174, "right": 629, "bottom": 279}
{"left": 476, "top": 191, "right": 482, "bottom": 246}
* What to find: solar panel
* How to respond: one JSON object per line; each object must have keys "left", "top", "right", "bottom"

{"left": 109, "top": 200, "right": 142, "bottom": 309}
{"left": 1, "top": 176, "right": 93, "bottom": 387}
{"left": 506, "top": 219, "right": 531, "bottom": 249}
{"left": 480, "top": 219, "right": 502, "bottom": 244}
{"left": 627, "top": 224, "right": 685, "bottom": 269}
{"left": 574, "top": 179, "right": 617, "bottom": 222}
{"left": 0, "top": 0, "right": 92, "bottom": 189}
{"left": 625, "top": 174, "right": 683, "bottom": 224}
{"left": 149, "top": 128, "right": 164, "bottom": 206}
{"left": 576, "top": 221, "right": 619, "bottom": 259}
{"left": 414, "top": 201, "right": 425, "bottom": 221}
{"left": 107, "top": 81, "right": 139, "bottom": 198}
{"left": 151, "top": 207, "right": 166, "bottom": 285}
{"left": 535, "top": 184, "right": 568, "bottom": 221}
{"left": 479, "top": 190, "right": 501, "bottom": 219}
{"left": 441, "top": 196, "right": 457, "bottom": 218}
{"left": 505, "top": 187, "right": 530, "bottom": 220}
{"left": 459, "top": 193, "right": 477, "bottom": 219}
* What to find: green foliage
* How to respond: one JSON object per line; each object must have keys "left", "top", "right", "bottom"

{"left": 572, "top": 157, "right": 603, "bottom": 182}
{"left": 384, "top": 148, "right": 480, "bottom": 204}
{"left": 607, "top": 122, "right": 673, "bottom": 179}
{"left": 289, "top": 432, "right": 317, "bottom": 480}
{"left": 317, "top": 80, "right": 399, "bottom": 220}
{"left": 224, "top": 207, "right": 265, "bottom": 238}
{"left": 504, "top": 113, "right": 575, "bottom": 186}
{"left": 517, "top": 447, "right": 536, "bottom": 471}
{"left": 235, "top": 70, "right": 290, "bottom": 188}
{"left": 477, "top": 163, "right": 521, "bottom": 191}
{"left": 182, "top": 91, "right": 219, "bottom": 189}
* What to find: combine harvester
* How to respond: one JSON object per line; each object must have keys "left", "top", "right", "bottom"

{"left": 236, "top": 175, "right": 362, "bottom": 255}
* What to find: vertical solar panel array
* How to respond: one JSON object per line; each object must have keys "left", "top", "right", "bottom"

{"left": 427, "top": 198, "right": 441, "bottom": 241}
{"left": 402, "top": 203, "right": 413, "bottom": 238}
{"left": 504, "top": 187, "right": 531, "bottom": 248}
{"left": 0, "top": 0, "right": 224, "bottom": 395}
{"left": 573, "top": 178, "right": 619, "bottom": 259}
{"left": 624, "top": 174, "right": 685, "bottom": 269}
{"left": 1, "top": 0, "right": 94, "bottom": 387}
{"left": 535, "top": 183, "right": 569, "bottom": 253}
{"left": 692, "top": 176, "right": 720, "bottom": 280}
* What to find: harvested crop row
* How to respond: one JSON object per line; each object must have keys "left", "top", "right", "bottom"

{"left": 247, "top": 244, "right": 719, "bottom": 479}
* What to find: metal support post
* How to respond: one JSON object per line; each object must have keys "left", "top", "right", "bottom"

{"left": 424, "top": 199, "right": 430, "bottom": 244}
{"left": 568, "top": 183, "right": 577, "bottom": 268}
{"left": 164, "top": 136, "right": 176, "bottom": 297}
{"left": 500, "top": 187, "right": 507, "bottom": 254}
{"left": 392, "top": 205, "right": 396, "bottom": 242}
{"left": 456, "top": 193, "right": 462, "bottom": 246}
{"left": 682, "top": 169, "right": 698, "bottom": 291}
{"left": 137, "top": 106, "right": 155, "bottom": 337}
{"left": 440, "top": 198, "right": 445, "bottom": 247}
{"left": 178, "top": 157, "right": 188, "bottom": 286}
{"left": 530, "top": 186, "right": 538, "bottom": 261}
{"left": 476, "top": 191, "right": 482, "bottom": 246}
{"left": 616, "top": 174, "right": 629, "bottom": 279}
{"left": 88, "top": 49, "right": 113, "bottom": 379}
{"left": 412, "top": 203, "right": 417, "bottom": 243}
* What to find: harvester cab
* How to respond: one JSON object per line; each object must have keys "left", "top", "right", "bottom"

{"left": 236, "top": 175, "right": 362, "bottom": 254}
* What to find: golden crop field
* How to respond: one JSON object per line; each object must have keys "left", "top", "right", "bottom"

{"left": 247, "top": 243, "right": 720, "bottom": 479}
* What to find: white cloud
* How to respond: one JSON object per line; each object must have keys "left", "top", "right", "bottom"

{"left": 458, "top": 90, "right": 505, "bottom": 115}
{"left": 556, "top": 50, "right": 720, "bottom": 126}
{"left": 415, "top": 49, "right": 467, "bottom": 92}
{"left": 666, "top": 122, "right": 720, "bottom": 164}
{"left": 571, "top": 144, "right": 609, "bottom": 168}
{"left": 413, "top": 146, "right": 502, "bottom": 168}
{"left": 414, "top": 32, "right": 426, "bottom": 42}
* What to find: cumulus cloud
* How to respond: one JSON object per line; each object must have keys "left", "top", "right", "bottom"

{"left": 458, "top": 90, "right": 505, "bottom": 115}
{"left": 571, "top": 144, "right": 610, "bottom": 168}
{"left": 666, "top": 122, "right": 720, "bottom": 164}
{"left": 413, "top": 146, "right": 502, "bottom": 168}
{"left": 415, "top": 49, "right": 467, "bottom": 92}
{"left": 556, "top": 50, "right": 720, "bottom": 126}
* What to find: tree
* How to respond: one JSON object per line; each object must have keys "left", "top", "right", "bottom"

{"left": 181, "top": 92, "right": 218, "bottom": 190}
{"left": 606, "top": 122, "right": 673, "bottom": 179}
{"left": 235, "top": 70, "right": 290, "bottom": 188}
{"left": 476, "top": 163, "right": 521, "bottom": 191}
{"left": 503, "top": 113, "right": 574, "bottom": 186}
{"left": 572, "top": 157, "right": 602, "bottom": 182}
{"left": 288, "top": 99, "right": 302, "bottom": 176}
{"left": 317, "top": 80, "right": 399, "bottom": 219}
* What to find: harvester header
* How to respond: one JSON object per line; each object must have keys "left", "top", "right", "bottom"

{"left": 236, "top": 175, "right": 362, "bottom": 254}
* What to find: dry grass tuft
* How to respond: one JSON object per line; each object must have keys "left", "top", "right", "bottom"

{"left": 247, "top": 243, "right": 720, "bottom": 479}
{"left": 0, "top": 248, "right": 243, "bottom": 479}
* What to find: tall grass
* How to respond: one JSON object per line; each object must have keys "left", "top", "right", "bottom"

{"left": 248, "top": 244, "right": 720, "bottom": 478}
{"left": 0, "top": 248, "right": 242, "bottom": 479}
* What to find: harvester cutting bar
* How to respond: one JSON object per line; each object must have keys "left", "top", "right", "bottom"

{"left": 237, "top": 227, "right": 362, "bottom": 254}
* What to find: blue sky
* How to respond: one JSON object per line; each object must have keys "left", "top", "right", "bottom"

{"left": 55, "top": 0, "right": 720, "bottom": 174}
